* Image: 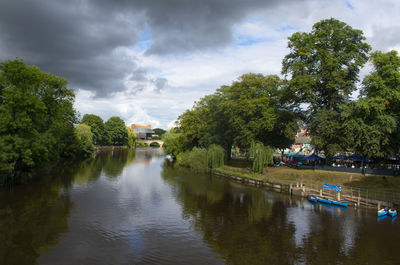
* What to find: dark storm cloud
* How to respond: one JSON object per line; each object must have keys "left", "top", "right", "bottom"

{"left": 0, "top": 0, "right": 303, "bottom": 96}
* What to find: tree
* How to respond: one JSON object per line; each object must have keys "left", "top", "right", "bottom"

{"left": 153, "top": 128, "right": 166, "bottom": 137}
{"left": 219, "top": 74, "right": 298, "bottom": 151}
{"left": 162, "top": 128, "right": 185, "bottom": 157}
{"left": 126, "top": 126, "right": 136, "bottom": 149}
{"left": 75, "top": 123, "right": 94, "bottom": 156}
{"left": 0, "top": 59, "right": 79, "bottom": 183}
{"left": 282, "top": 18, "right": 371, "bottom": 157}
{"left": 341, "top": 50, "right": 400, "bottom": 157}
{"left": 177, "top": 73, "right": 298, "bottom": 158}
{"left": 282, "top": 18, "right": 371, "bottom": 113}
{"left": 178, "top": 93, "right": 233, "bottom": 157}
{"left": 105, "top": 117, "right": 128, "bottom": 146}
{"left": 81, "top": 114, "right": 109, "bottom": 145}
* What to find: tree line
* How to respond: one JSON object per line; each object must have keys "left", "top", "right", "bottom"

{"left": 164, "top": 18, "right": 400, "bottom": 170}
{"left": 0, "top": 60, "right": 136, "bottom": 185}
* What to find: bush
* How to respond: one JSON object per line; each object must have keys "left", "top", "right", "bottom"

{"left": 176, "top": 147, "right": 208, "bottom": 172}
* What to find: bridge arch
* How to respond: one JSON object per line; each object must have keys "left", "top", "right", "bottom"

{"left": 140, "top": 140, "right": 164, "bottom": 148}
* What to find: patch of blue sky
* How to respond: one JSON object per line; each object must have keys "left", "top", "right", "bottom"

{"left": 345, "top": 0, "right": 355, "bottom": 11}
{"left": 234, "top": 34, "right": 272, "bottom": 46}
{"left": 133, "top": 29, "right": 153, "bottom": 53}
{"left": 278, "top": 25, "right": 300, "bottom": 33}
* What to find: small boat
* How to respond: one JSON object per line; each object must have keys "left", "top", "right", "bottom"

{"left": 308, "top": 195, "right": 317, "bottom": 203}
{"left": 331, "top": 200, "right": 348, "bottom": 207}
{"left": 388, "top": 208, "right": 398, "bottom": 217}
{"left": 316, "top": 197, "right": 332, "bottom": 204}
{"left": 378, "top": 208, "right": 388, "bottom": 217}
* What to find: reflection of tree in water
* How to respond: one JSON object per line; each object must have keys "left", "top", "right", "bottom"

{"left": 161, "top": 163, "right": 298, "bottom": 265}
{"left": 163, "top": 162, "right": 400, "bottom": 264}
{"left": 101, "top": 149, "right": 136, "bottom": 179}
{"left": 0, "top": 174, "right": 73, "bottom": 265}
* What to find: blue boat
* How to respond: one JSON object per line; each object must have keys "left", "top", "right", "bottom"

{"left": 331, "top": 200, "right": 348, "bottom": 207}
{"left": 388, "top": 208, "right": 398, "bottom": 217}
{"left": 378, "top": 208, "right": 388, "bottom": 217}
{"left": 308, "top": 195, "right": 318, "bottom": 203}
{"left": 316, "top": 197, "right": 332, "bottom": 204}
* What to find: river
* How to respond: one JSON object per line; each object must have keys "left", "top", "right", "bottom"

{"left": 1, "top": 149, "right": 399, "bottom": 265}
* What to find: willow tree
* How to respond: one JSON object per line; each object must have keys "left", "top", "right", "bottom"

{"left": 250, "top": 142, "right": 273, "bottom": 174}
{"left": 207, "top": 144, "right": 225, "bottom": 169}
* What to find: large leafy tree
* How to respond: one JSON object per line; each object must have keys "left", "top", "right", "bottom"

{"left": 178, "top": 93, "right": 233, "bottom": 155}
{"left": 282, "top": 18, "right": 371, "bottom": 157}
{"left": 105, "top": 116, "right": 128, "bottom": 146}
{"left": 282, "top": 18, "right": 371, "bottom": 113}
{"left": 81, "top": 114, "right": 109, "bottom": 145}
{"left": 178, "top": 73, "right": 298, "bottom": 158}
{"left": 0, "top": 59, "right": 79, "bottom": 183}
{"left": 341, "top": 50, "right": 400, "bottom": 157}
{"left": 75, "top": 123, "right": 95, "bottom": 156}
{"left": 162, "top": 128, "right": 186, "bottom": 158}
{"left": 219, "top": 74, "right": 298, "bottom": 151}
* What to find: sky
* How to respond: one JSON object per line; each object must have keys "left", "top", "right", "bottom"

{"left": 1, "top": 0, "right": 400, "bottom": 129}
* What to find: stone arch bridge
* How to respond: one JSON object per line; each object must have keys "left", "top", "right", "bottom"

{"left": 141, "top": 140, "right": 164, "bottom": 147}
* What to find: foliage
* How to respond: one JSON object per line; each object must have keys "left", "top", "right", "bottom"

{"left": 126, "top": 126, "right": 136, "bottom": 149}
{"left": 75, "top": 124, "right": 94, "bottom": 157}
{"left": 0, "top": 59, "right": 80, "bottom": 184}
{"left": 340, "top": 50, "right": 400, "bottom": 157}
{"left": 282, "top": 18, "right": 371, "bottom": 113}
{"left": 104, "top": 116, "right": 128, "bottom": 146}
{"left": 176, "top": 144, "right": 225, "bottom": 172}
{"left": 281, "top": 18, "right": 371, "bottom": 157}
{"left": 207, "top": 144, "right": 225, "bottom": 169}
{"left": 250, "top": 142, "right": 273, "bottom": 174}
{"left": 178, "top": 93, "right": 233, "bottom": 156}
{"left": 81, "top": 114, "right": 109, "bottom": 145}
{"left": 176, "top": 147, "right": 208, "bottom": 172}
{"left": 178, "top": 74, "right": 299, "bottom": 157}
{"left": 162, "top": 128, "right": 186, "bottom": 157}
{"left": 153, "top": 128, "right": 167, "bottom": 137}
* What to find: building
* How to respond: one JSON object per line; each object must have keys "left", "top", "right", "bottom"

{"left": 131, "top": 124, "right": 155, "bottom": 140}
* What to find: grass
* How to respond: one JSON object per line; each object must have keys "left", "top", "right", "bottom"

{"left": 214, "top": 165, "right": 400, "bottom": 193}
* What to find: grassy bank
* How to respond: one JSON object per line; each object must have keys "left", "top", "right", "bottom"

{"left": 214, "top": 165, "right": 400, "bottom": 192}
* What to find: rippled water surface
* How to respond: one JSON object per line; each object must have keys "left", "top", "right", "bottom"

{"left": 1, "top": 149, "right": 400, "bottom": 265}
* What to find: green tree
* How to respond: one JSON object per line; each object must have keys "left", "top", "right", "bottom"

{"left": 75, "top": 123, "right": 94, "bottom": 156}
{"left": 153, "top": 128, "right": 166, "bottom": 137}
{"left": 126, "top": 126, "right": 137, "bottom": 149}
{"left": 0, "top": 59, "right": 79, "bottom": 184}
{"left": 282, "top": 18, "right": 371, "bottom": 157}
{"left": 341, "top": 50, "right": 400, "bottom": 157}
{"left": 218, "top": 74, "right": 298, "bottom": 152}
{"left": 105, "top": 116, "right": 128, "bottom": 146}
{"left": 250, "top": 142, "right": 273, "bottom": 174}
{"left": 81, "top": 114, "right": 109, "bottom": 145}
{"left": 282, "top": 18, "right": 371, "bottom": 113}
{"left": 162, "top": 128, "right": 185, "bottom": 157}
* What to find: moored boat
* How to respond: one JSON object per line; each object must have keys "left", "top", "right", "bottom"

{"left": 316, "top": 197, "right": 332, "bottom": 204}
{"left": 378, "top": 208, "right": 388, "bottom": 217}
{"left": 388, "top": 208, "right": 398, "bottom": 217}
{"left": 331, "top": 200, "right": 348, "bottom": 207}
{"left": 308, "top": 195, "right": 317, "bottom": 203}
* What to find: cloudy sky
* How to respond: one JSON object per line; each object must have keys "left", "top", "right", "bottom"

{"left": 1, "top": 0, "right": 399, "bottom": 128}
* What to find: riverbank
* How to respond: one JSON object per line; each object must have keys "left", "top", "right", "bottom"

{"left": 215, "top": 165, "right": 400, "bottom": 192}
{"left": 212, "top": 165, "right": 400, "bottom": 208}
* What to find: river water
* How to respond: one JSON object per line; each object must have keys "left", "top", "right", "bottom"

{"left": 1, "top": 149, "right": 399, "bottom": 265}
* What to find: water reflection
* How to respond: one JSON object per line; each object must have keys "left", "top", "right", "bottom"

{"left": 0, "top": 171, "right": 74, "bottom": 265}
{"left": 2, "top": 150, "right": 400, "bottom": 265}
{"left": 162, "top": 163, "right": 400, "bottom": 265}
